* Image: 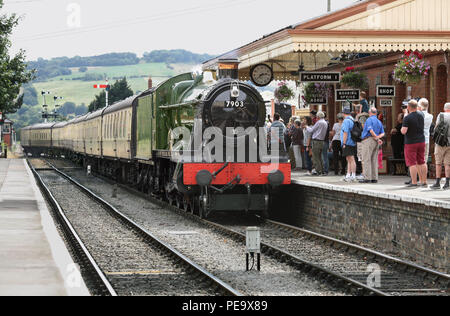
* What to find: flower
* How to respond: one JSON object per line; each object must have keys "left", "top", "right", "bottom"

{"left": 274, "top": 82, "right": 295, "bottom": 102}
{"left": 345, "top": 66, "right": 355, "bottom": 72}
{"left": 393, "top": 50, "right": 430, "bottom": 84}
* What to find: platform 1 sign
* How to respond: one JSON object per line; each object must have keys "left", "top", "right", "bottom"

{"left": 335, "top": 89, "right": 360, "bottom": 102}
{"left": 300, "top": 72, "right": 341, "bottom": 83}
{"left": 380, "top": 99, "right": 393, "bottom": 107}
{"left": 377, "top": 85, "right": 396, "bottom": 97}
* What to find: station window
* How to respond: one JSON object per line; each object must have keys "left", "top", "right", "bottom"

{"left": 2, "top": 124, "right": 10, "bottom": 134}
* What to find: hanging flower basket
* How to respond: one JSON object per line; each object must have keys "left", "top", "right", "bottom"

{"left": 341, "top": 69, "right": 369, "bottom": 90}
{"left": 304, "top": 83, "right": 331, "bottom": 103}
{"left": 274, "top": 82, "right": 295, "bottom": 103}
{"left": 393, "top": 51, "right": 430, "bottom": 85}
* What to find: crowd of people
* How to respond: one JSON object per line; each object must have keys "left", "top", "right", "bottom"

{"left": 266, "top": 96, "right": 450, "bottom": 190}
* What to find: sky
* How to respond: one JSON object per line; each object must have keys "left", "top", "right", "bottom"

{"left": 2, "top": 0, "right": 358, "bottom": 61}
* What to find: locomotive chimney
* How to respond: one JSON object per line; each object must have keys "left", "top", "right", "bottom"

{"left": 148, "top": 76, "right": 153, "bottom": 89}
{"left": 218, "top": 58, "right": 240, "bottom": 80}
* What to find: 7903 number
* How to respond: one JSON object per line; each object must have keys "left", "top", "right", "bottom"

{"left": 226, "top": 101, "right": 245, "bottom": 108}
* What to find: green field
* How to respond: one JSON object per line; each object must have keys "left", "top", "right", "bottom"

{"left": 33, "top": 62, "right": 195, "bottom": 107}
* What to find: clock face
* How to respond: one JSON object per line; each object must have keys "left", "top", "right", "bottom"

{"left": 250, "top": 64, "right": 273, "bottom": 87}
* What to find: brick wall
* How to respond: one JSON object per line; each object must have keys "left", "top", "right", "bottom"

{"left": 272, "top": 184, "right": 449, "bottom": 273}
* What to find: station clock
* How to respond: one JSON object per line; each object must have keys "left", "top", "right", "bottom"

{"left": 250, "top": 64, "right": 274, "bottom": 87}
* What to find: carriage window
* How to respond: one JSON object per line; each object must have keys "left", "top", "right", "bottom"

{"left": 121, "top": 112, "right": 124, "bottom": 138}
{"left": 121, "top": 112, "right": 125, "bottom": 138}
{"left": 123, "top": 112, "right": 128, "bottom": 138}
{"left": 114, "top": 114, "right": 118, "bottom": 138}
{"left": 119, "top": 112, "right": 122, "bottom": 138}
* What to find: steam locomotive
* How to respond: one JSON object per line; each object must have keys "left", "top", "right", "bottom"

{"left": 22, "top": 59, "right": 291, "bottom": 218}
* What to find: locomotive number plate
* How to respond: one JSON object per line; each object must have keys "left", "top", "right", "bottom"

{"left": 225, "top": 101, "right": 245, "bottom": 108}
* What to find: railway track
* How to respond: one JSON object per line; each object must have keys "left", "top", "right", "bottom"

{"left": 43, "top": 158, "right": 449, "bottom": 296}
{"left": 28, "top": 159, "right": 241, "bottom": 296}
{"left": 217, "top": 217, "right": 449, "bottom": 297}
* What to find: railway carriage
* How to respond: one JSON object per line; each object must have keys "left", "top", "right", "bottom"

{"left": 23, "top": 62, "right": 291, "bottom": 218}
{"left": 52, "top": 121, "right": 67, "bottom": 150}
{"left": 84, "top": 109, "right": 103, "bottom": 157}
{"left": 23, "top": 123, "right": 54, "bottom": 156}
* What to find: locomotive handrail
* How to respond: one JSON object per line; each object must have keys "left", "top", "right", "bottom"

{"left": 159, "top": 100, "right": 200, "bottom": 110}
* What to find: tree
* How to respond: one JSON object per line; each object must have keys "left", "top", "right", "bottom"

{"left": 75, "top": 104, "right": 88, "bottom": 116}
{"left": 58, "top": 102, "right": 76, "bottom": 116}
{"left": 79, "top": 66, "right": 88, "bottom": 73}
{"left": 0, "top": 0, "right": 35, "bottom": 114}
{"left": 23, "top": 84, "right": 39, "bottom": 106}
{"left": 89, "top": 77, "right": 133, "bottom": 112}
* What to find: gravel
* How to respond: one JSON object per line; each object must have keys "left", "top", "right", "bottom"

{"left": 38, "top": 170, "right": 220, "bottom": 296}
{"left": 29, "top": 158, "right": 50, "bottom": 169}
{"left": 58, "top": 166, "right": 348, "bottom": 296}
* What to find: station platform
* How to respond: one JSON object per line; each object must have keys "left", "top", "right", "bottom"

{"left": 291, "top": 172, "right": 450, "bottom": 210}
{"left": 0, "top": 159, "right": 89, "bottom": 296}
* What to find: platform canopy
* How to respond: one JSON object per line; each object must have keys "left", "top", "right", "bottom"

{"left": 203, "top": 0, "right": 450, "bottom": 81}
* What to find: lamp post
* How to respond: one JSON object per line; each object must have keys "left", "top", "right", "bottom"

{"left": 327, "top": 0, "right": 331, "bottom": 12}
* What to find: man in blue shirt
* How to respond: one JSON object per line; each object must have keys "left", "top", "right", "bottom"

{"left": 341, "top": 108, "right": 357, "bottom": 182}
{"left": 360, "top": 107, "right": 385, "bottom": 183}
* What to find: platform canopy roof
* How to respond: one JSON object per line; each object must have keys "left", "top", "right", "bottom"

{"left": 203, "top": 0, "right": 450, "bottom": 80}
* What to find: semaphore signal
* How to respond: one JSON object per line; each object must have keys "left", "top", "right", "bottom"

{"left": 93, "top": 80, "right": 111, "bottom": 107}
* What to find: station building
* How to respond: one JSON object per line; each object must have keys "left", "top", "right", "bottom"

{"left": 203, "top": 0, "right": 450, "bottom": 155}
{"left": 1, "top": 119, "right": 14, "bottom": 147}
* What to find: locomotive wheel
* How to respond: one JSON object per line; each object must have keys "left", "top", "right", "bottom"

{"left": 176, "top": 196, "right": 182, "bottom": 209}
{"left": 183, "top": 196, "right": 190, "bottom": 212}
{"left": 189, "top": 197, "right": 197, "bottom": 215}
{"left": 199, "top": 194, "right": 209, "bottom": 220}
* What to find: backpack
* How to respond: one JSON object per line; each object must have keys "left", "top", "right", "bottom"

{"left": 430, "top": 122, "right": 435, "bottom": 138}
{"left": 433, "top": 114, "right": 449, "bottom": 147}
{"left": 351, "top": 121, "right": 363, "bottom": 143}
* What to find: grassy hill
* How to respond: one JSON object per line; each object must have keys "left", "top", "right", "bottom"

{"left": 34, "top": 62, "right": 194, "bottom": 106}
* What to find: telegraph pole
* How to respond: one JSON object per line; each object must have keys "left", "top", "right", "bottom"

{"left": 328, "top": 0, "right": 331, "bottom": 12}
